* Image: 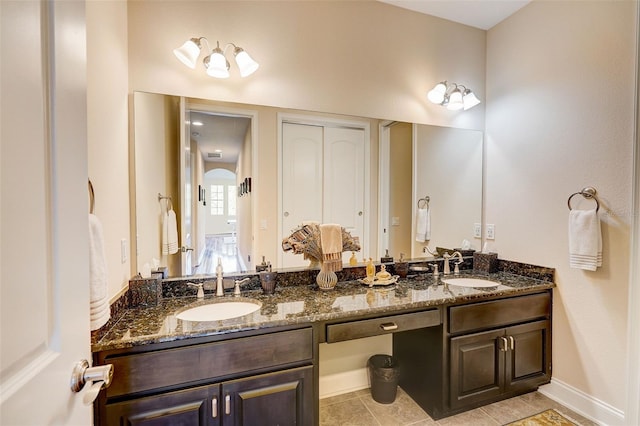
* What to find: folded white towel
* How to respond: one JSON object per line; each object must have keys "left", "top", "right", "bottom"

{"left": 320, "top": 223, "right": 343, "bottom": 272}
{"left": 416, "top": 207, "right": 431, "bottom": 242}
{"left": 162, "top": 209, "right": 179, "bottom": 255}
{"left": 89, "top": 214, "right": 110, "bottom": 330}
{"left": 569, "top": 209, "right": 602, "bottom": 271}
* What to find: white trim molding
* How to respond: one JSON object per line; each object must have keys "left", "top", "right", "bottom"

{"left": 319, "top": 367, "right": 369, "bottom": 399}
{"left": 626, "top": 2, "right": 640, "bottom": 425}
{"left": 539, "top": 379, "right": 625, "bottom": 426}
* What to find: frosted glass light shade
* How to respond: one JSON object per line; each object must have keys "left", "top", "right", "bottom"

{"left": 173, "top": 39, "right": 201, "bottom": 69}
{"left": 463, "top": 90, "right": 481, "bottom": 110}
{"left": 205, "top": 50, "right": 230, "bottom": 78}
{"left": 427, "top": 82, "right": 447, "bottom": 104}
{"left": 446, "top": 89, "right": 464, "bottom": 110}
{"left": 234, "top": 48, "right": 259, "bottom": 77}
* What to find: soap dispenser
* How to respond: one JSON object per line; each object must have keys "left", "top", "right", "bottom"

{"left": 366, "top": 258, "right": 375, "bottom": 281}
{"left": 216, "top": 258, "right": 224, "bottom": 296}
{"left": 349, "top": 252, "right": 358, "bottom": 266}
{"left": 256, "top": 255, "right": 268, "bottom": 272}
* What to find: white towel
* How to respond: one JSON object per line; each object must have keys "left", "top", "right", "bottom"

{"left": 89, "top": 214, "right": 110, "bottom": 330}
{"left": 568, "top": 209, "right": 602, "bottom": 271}
{"left": 162, "top": 209, "right": 179, "bottom": 255}
{"left": 320, "top": 223, "right": 343, "bottom": 272}
{"left": 416, "top": 207, "right": 431, "bottom": 242}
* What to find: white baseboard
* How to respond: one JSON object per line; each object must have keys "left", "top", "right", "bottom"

{"left": 539, "top": 379, "right": 625, "bottom": 426}
{"left": 319, "top": 367, "right": 370, "bottom": 399}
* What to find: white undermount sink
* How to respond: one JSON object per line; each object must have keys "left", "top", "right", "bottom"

{"left": 176, "top": 300, "right": 261, "bottom": 322}
{"left": 441, "top": 277, "right": 501, "bottom": 288}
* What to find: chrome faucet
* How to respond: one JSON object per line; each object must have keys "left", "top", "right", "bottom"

{"left": 187, "top": 282, "right": 204, "bottom": 299}
{"left": 233, "top": 278, "right": 251, "bottom": 296}
{"left": 443, "top": 251, "right": 463, "bottom": 275}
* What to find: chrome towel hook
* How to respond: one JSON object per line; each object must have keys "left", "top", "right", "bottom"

{"left": 567, "top": 187, "right": 600, "bottom": 212}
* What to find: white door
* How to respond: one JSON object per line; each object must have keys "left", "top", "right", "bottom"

{"left": 281, "top": 123, "right": 323, "bottom": 268}
{"left": 179, "top": 98, "right": 193, "bottom": 275}
{"left": 324, "top": 127, "right": 365, "bottom": 264}
{"left": 1, "top": 1, "right": 92, "bottom": 424}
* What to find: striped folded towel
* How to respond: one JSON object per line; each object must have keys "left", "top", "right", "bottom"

{"left": 568, "top": 209, "right": 602, "bottom": 271}
{"left": 320, "top": 223, "right": 343, "bottom": 272}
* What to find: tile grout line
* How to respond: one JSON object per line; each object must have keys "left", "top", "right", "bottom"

{"left": 358, "top": 395, "right": 384, "bottom": 426}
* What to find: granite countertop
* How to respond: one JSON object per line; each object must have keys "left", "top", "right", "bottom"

{"left": 92, "top": 270, "right": 555, "bottom": 353}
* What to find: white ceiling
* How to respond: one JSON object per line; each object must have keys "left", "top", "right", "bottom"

{"left": 190, "top": 111, "right": 250, "bottom": 164}
{"left": 379, "top": 0, "right": 531, "bottom": 30}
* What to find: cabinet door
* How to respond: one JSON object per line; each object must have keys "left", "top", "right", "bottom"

{"left": 450, "top": 329, "right": 505, "bottom": 409}
{"left": 105, "top": 384, "right": 219, "bottom": 426}
{"left": 222, "top": 366, "right": 314, "bottom": 426}
{"left": 505, "top": 320, "right": 551, "bottom": 391}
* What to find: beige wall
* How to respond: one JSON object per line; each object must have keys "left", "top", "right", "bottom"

{"left": 388, "top": 122, "right": 413, "bottom": 257}
{"left": 87, "top": 1, "right": 130, "bottom": 300}
{"left": 132, "top": 93, "right": 181, "bottom": 276}
{"left": 412, "top": 125, "right": 483, "bottom": 255}
{"left": 127, "top": 0, "right": 486, "bottom": 130}
{"left": 486, "top": 0, "right": 636, "bottom": 414}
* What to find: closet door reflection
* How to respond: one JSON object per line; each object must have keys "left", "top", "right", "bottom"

{"left": 281, "top": 122, "right": 366, "bottom": 268}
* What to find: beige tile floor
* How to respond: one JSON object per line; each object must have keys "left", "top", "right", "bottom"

{"left": 319, "top": 388, "right": 599, "bottom": 426}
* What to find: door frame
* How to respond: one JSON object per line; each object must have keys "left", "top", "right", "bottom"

{"left": 277, "top": 112, "right": 371, "bottom": 268}
{"left": 626, "top": 2, "right": 640, "bottom": 422}
{"left": 377, "top": 121, "right": 392, "bottom": 257}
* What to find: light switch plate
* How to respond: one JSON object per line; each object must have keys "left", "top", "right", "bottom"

{"left": 391, "top": 217, "right": 400, "bottom": 226}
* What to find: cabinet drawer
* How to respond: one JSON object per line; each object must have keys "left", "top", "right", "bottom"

{"left": 326, "top": 309, "right": 440, "bottom": 343}
{"left": 105, "top": 328, "right": 313, "bottom": 399}
{"left": 449, "top": 292, "right": 550, "bottom": 334}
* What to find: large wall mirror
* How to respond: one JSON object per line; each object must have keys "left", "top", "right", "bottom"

{"left": 132, "top": 92, "right": 483, "bottom": 279}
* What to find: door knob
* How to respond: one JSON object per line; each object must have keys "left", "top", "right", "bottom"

{"left": 181, "top": 246, "right": 194, "bottom": 252}
{"left": 284, "top": 211, "right": 289, "bottom": 217}
{"left": 70, "top": 359, "right": 113, "bottom": 405}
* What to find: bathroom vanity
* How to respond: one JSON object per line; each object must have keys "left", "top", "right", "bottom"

{"left": 92, "top": 263, "right": 553, "bottom": 425}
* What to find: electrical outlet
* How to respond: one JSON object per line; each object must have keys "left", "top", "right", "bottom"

{"left": 473, "top": 223, "right": 482, "bottom": 238}
{"left": 486, "top": 224, "right": 496, "bottom": 240}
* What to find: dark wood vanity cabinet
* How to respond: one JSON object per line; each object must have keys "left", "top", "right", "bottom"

{"left": 394, "top": 290, "right": 552, "bottom": 420}
{"left": 449, "top": 319, "right": 551, "bottom": 409}
{"left": 94, "top": 326, "right": 316, "bottom": 426}
{"left": 105, "top": 367, "right": 313, "bottom": 425}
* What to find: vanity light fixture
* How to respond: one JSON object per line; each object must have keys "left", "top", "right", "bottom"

{"left": 173, "top": 37, "right": 259, "bottom": 78}
{"left": 427, "top": 81, "right": 481, "bottom": 111}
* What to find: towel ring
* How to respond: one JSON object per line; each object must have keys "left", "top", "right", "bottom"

{"left": 158, "top": 193, "right": 173, "bottom": 212}
{"left": 567, "top": 187, "right": 600, "bottom": 212}
{"left": 88, "top": 179, "right": 95, "bottom": 214}
{"left": 418, "top": 196, "right": 430, "bottom": 209}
